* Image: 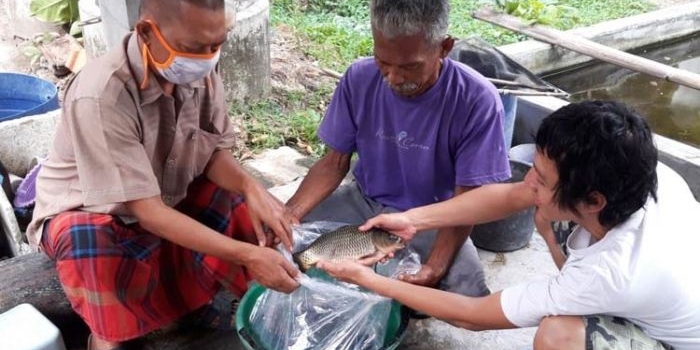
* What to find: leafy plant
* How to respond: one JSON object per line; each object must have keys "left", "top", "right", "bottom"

{"left": 495, "top": 0, "right": 580, "bottom": 28}
{"left": 20, "top": 32, "right": 60, "bottom": 66}
{"left": 30, "top": 0, "right": 80, "bottom": 25}
{"left": 232, "top": 87, "right": 333, "bottom": 157}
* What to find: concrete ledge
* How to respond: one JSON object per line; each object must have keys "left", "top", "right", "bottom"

{"left": 498, "top": 1, "right": 700, "bottom": 74}
{"left": 0, "top": 109, "right": 59, "bottom": 176}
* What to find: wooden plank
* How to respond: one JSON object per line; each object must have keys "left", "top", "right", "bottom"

{"left": 473, "top": 8, "right": 700, "bottom": 91}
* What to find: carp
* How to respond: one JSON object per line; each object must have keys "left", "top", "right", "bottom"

{"left": 293, "top": 225, "right": 405, "bottom": 271}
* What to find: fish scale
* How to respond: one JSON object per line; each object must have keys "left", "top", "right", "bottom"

{"left": 293, "top": 225, "right": 405, "bottom": 271}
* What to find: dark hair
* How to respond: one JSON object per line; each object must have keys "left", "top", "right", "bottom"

{"left": 535, "top": 100, "right": 658, "bottom": 228}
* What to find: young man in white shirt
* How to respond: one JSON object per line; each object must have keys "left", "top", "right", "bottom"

{"left": 319, "top": 100, "right": 700, "bottom": 350}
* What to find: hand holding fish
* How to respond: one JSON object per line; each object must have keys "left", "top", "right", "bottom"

{"left": 293, "top": 225, "right": 405, "bottom": 271}
{"left": 317, "top": 259, "right": 375, "bottom": 285}
{"left": 241, "top": 182, "right": 297, "bottom": 251}
{"left": 360, "top": 212, "right": 418, "bottom": 241}
{"left": 245, "top": 246, "right": 300, "bottom": 293}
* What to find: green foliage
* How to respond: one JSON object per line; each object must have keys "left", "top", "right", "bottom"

{"left": 564, "top": 0, "right": 653, "bottom": 27}
{"left": 241, "top": 0, "right": 656, "bottom": 154}
{"left": 271, "top": 1, "right": 372, "bottom": 72}
{"left": 29, "top": 0, "right": 79, "bottom": 25}
{"left": 232, "top": 87, "right": 334, "bottom": 156}
{"left": 495, "top": 0, "right": 580, "bottom": 27}
{"left": 20, "top": 32, "right": 60, "bottom": 66}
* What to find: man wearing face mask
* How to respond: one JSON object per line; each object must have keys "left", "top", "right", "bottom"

{"left": 27, "top": 0, "right": 300, "bottom": 349}
{"left": 286, "top": 0, "right": 510, "bottom": 307}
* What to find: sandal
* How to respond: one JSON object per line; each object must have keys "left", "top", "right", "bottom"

{"left": 87, "top": 334, "right": 127, "bottom": 350}
{"left": 178, "top": 288, "right": 240, "bottom": 330}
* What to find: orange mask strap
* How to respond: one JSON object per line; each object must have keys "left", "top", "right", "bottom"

{"left": 139, "top": 20, "right": 220, "bottom": 90}
{"left": 140, "top": 43, "right": 151, "bottom": 90}
{"left": 144, "top": 20, "right": 218, "bottom": 67}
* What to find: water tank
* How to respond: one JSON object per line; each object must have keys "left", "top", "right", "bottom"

{"left": 0, "top": 73, "right": 59, "bottom": 122}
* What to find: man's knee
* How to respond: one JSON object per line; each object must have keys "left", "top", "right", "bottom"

{"left": 42, "top": 212, "right": 119, "bottom": 260}
{"left": 534, "top": 316, "right": 585, "bottom": 350}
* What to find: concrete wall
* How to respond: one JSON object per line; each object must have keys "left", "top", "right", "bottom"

{"left": 98, "top": 0, "right": 140, "bottom": 49}
{"left": 497, "top": 2, "right": 700, "bottom": 201}
{"left": 498, "top": 1, "right": 700, "bottom": 75}
{"left": 78, "top": 0, "right": 107, "bottom": 58}
{"left": 220, "top": 0, "right": 271, "bottom": 102}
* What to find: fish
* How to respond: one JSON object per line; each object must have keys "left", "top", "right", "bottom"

{"left": 293, "top": 225, "right": 406, "bottom": 271}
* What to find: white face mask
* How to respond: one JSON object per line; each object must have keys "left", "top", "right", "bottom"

{"left": 140, "top": 20, "right": 222, "bottom": 88}
{"left": 157, "top": 51, "right": 220, "bottom": 85}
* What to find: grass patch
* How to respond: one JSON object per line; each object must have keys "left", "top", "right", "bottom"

{"left": 237, "top": 0, "right": 657, "bottom": 155}
{"left": 272, "top": 0, "right": 657, "bottom": 70}
{"left": 233, "top": 86, "right": 334, "bottom": 157}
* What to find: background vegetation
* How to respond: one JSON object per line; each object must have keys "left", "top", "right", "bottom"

{"left": 238, "top": 0, "right": 655, "bottom": 156}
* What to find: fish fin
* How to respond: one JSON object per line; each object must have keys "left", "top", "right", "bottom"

{"left": 357, "top": 250, "right": 386, "bottom": 266}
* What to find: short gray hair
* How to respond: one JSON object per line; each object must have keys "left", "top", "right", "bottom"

{"left": 370, "top": 0, "right": 450, "bottom": 45}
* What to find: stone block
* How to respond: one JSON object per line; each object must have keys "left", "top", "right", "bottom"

{"left": 0, "top": 109, "right": 59, "bottom": 177}
{"left": 243, "top": 146, "right": 311, "bottom": 188}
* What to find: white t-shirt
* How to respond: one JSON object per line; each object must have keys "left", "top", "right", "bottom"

{"left": 500, "top": 163, "right": 700, "bottom": 350}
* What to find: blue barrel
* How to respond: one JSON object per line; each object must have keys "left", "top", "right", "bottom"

{"left": 0, "top": 73, "right": 60, "bottom": 122}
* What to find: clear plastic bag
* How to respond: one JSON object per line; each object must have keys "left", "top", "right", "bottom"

{"left": 281, "top": 221, "right": 421, "bottom": 279}
{"left": 248, "top": 221, "right": 420, "bottom": 350}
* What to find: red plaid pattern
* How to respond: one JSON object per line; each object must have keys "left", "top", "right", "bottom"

{"left": 41, "top": 178, "right": 257, "bottom": 341}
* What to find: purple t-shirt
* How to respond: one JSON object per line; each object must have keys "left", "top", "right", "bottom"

{"left": 318, "top": 57, "right": 511, "bottom": 211}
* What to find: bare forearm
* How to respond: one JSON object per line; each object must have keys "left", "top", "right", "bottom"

{"left": 206, "top": 149, "right": 257, "bottom": 195}
{"left": 361, "top": 273, "right": 513, "bottom": 330}
{"left": 426, "top": 226, "right": 472, "bottom": 276}
{"left": 132, "top": 199, "right": 254, "bottom": 265}
{"left": 407, "top": 182, "right": 535, "bottom": 231}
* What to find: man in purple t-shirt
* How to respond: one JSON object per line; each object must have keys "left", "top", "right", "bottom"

{"left": 286, "top": 0, "right": 511, "bottom": 300}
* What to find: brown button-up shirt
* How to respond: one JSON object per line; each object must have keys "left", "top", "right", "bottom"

{"left": 27, "top": 33, "right": 236, "bottom": 247}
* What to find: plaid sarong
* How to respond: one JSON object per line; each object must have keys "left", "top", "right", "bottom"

{"left": 41, "top": 178, "right": 257, "bottom": 342}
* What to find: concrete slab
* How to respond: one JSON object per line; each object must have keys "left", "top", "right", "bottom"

{"left": 243, "top": 146, "right": 311, "bottom": 188}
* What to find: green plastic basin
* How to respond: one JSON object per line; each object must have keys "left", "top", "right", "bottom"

{"left": 235, "top": 273, "right": 408, "bottom": 350}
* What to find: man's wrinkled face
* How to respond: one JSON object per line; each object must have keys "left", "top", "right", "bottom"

{"left": 372, "top": 29, "right": 450, "bottom": 98}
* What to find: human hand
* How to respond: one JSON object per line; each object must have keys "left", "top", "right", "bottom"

{"left": 317, "top": 259, "right": 375, "bottom": 285}
{"left": 242, "top": 183, "right": 298, "bottom": 251}
{"left": 534, "top": 208, "right": 556, "bottom": 245}
{"left": 245, "top": 247, "right": 300, "bottom": 293}
{"left": 360, "top": 213, "right": 417, "bottom": 241}
{"left": 398, "top": 264, "right": 442, "bottom": 287}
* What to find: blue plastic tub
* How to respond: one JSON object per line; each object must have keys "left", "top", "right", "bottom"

{"left": 0, "top": 73, "right": 59, "bottom": 122}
